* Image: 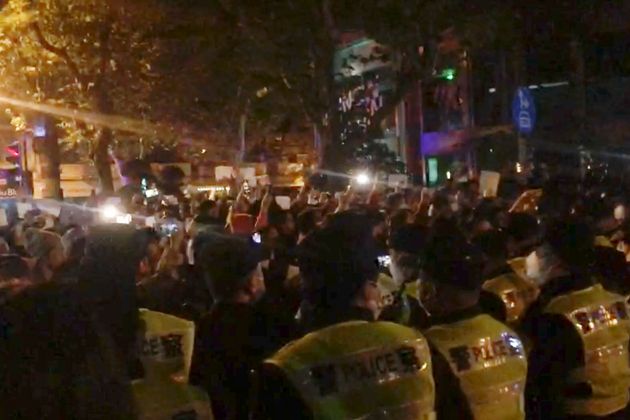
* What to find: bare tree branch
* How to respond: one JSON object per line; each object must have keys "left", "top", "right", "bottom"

{"left": 321, "top": 0, "right": 341, "bottom": 44}
{"left": 30, "top": 22, "right": 85, "bottom": 90}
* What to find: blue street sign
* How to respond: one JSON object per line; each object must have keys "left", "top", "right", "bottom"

{"left": 512, "top": 87, "right": 536, "bottom": 135}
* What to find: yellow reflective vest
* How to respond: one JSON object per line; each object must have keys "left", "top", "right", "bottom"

{"left": 482, "top": 270, "right": 539, "bottom": 325}
{"left": 135, "top": 309, "right": 213, "bottom": 420}
{"left": 507, "top": 257, "right": 527, "bottom": 282}
{"left": 377, "top": 273, "right": 420, "bottom": 326}
{"left": 594, "top": 235, "right": 614, "bottom": 249}
{"left": 134, "top": 380, "right": 213, "bottom": 420}
{"left": 544, "top": 284, "right": 630, "bottom": 417}
{"left": 424, "top": 314, "right": 527, "bottom": 420}
{"left": 266, "top": 320, "right": 435, "bottom": 419}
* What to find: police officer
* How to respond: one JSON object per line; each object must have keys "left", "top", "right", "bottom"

{"left": 474, "top": 229, "right": 539, "bottom": 326}
{"left": 379, "top": 224, "right": 429, "bottom": 328}
{"left": 257, "top": 214, "right": 436, "bottom": 419}
{"left": 420, "top": 222, "right": 527, "bottom": 420}
{"left": 134, "top": 309, "right": 213, "bottom": 420}
{"left": 522, "top": 219, "right": 630, "bottom": 419}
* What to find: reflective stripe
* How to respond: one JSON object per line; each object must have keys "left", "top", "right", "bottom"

{"left": 267, "top": 321, "right": 435, "bottom": 419}
{"left": 545, "top": 285, "right": 630, "bottom": 417}
{"left": 463, "top": 379, "right": 524, "bottom": 404}
{"left": 290, "top": 339, "right": 429, "bottom": 399}
{"left": 425, "top": 315, "right": 527, "bottom": 420}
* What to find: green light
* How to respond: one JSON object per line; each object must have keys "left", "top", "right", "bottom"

{"left": 428, "top": 158, "right": 438, "bottom": 185}
{"left": 441, "top": 68, "right": 456, "bottom": 81}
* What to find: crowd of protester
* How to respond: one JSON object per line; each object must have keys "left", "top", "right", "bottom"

{"left": 1, "top": 169, "right": 630, "bottom": 419}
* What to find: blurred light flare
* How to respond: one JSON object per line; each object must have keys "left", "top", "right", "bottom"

{"left": 33, "top": 124, "right": 46, "bottom": 137}
{"left": 441, "top": 68, "right": 456, "bottom": 81}
{"left": 115, "top": 214, "right": 132, "bottom": 224}
{"left": 355, "top": 172, "right": 370, "bottom": 185}
{"left": 0, "top": 93, "right": 162, "bottom": 138}
{"left": 101, "top": 205, "right": 121, "bottom": 220}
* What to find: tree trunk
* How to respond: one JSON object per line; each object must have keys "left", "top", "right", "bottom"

{"left": 94, "top": 128, "right": 114, "bottom": 193}
{"left": 405, "top": 82, "right": 423, "bottom": 180}
{"left": 512, "top": 42, "right": 527, "bottom": 164}
{"left": 238, "top": 113, "right": 247, "bottom": 163}
{"left": 92, "top": 20, "right": 115, "bottom": 193}
{"left": 498, "top": 49, "right": 509, "bottom": 123}
{"left": 314, "top": 121, "right": 332, "bottom": 168}
{"left": 319, "top": 61, "right": 342, "bottom": 171}
{"left": 33, "top": 116, "right": 61, "bottom": 199}
{"left": 570, "top": 39, "right": 587, "bottom": 141}
{"left": 313, "top": 124, "right": 322, "bottom": 167}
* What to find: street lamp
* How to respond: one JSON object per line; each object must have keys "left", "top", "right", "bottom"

{"left": 355, "top": 172, "right": 370, "bottom": 185}
{"left": 101, "top": 204, "right": 121, "bottom": 221}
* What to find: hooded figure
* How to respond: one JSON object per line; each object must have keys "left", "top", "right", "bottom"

{"left": 0, "top": 282, "right": 135, "bottom": 419}
{"left": 79, "top": 224, "right": 148, "bottom": 374}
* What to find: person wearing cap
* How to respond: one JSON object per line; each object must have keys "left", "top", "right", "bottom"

{"left": 378, "top": 224, "right": 429, "bottom": 328}
{"left": 420, "top": 222, "right": 527, "bottom": 420}
{"left": 0, "top": 282, "right": 136, "bottom": 419}
{"left": 79, "top": 224, "right": 149, "bottom": 379}
{"left": 189, "top": 234, "right": 269, "bottom": 420}
{"left": 256, "top": 214, "right": 435, "bottom": 419}
{"left": 474, "top": 229, "right": 539, "bottom": 327}
{"left": 23, "top": 228, "right": 65, "bottom": 283}
{"left": 522, "top": 219, "right": 630, "bottom": 419}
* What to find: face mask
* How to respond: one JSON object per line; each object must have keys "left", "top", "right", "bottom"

{"left": 525, "top": 250, "right": 540, "bottom": 280}
{"left": 526, "top": 246, "right": 556, "bottom": 286}
{"left": 617, "top": 242, "right": 630, "bottom": 262}
{"left": 389, "top": 259, "right": 405, "bottom": 287}
{"left": 614, "top": 205, "right": 626, "bottom": 222}
{"left": 617, "top": 241, "right": 626, "bottom": 254}
{"left": 186, "top": 239, "right": 195, "bottom": 265}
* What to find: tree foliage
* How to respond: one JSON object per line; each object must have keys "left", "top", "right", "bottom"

{"left": 0, "top": 0, "right": 514, "bottom": 190}
{"left": 0, "top": 0, "right": 285, "bottom": 190}
{"left": 0, "top": 0, "right": 176, "bottom": 190}
{"left": 222, "top": 0, "right": 506, "bottom": 172}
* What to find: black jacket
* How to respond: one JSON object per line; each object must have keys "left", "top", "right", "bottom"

{"left": 190, "top": 302, "right": 294, "bottom": 420}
